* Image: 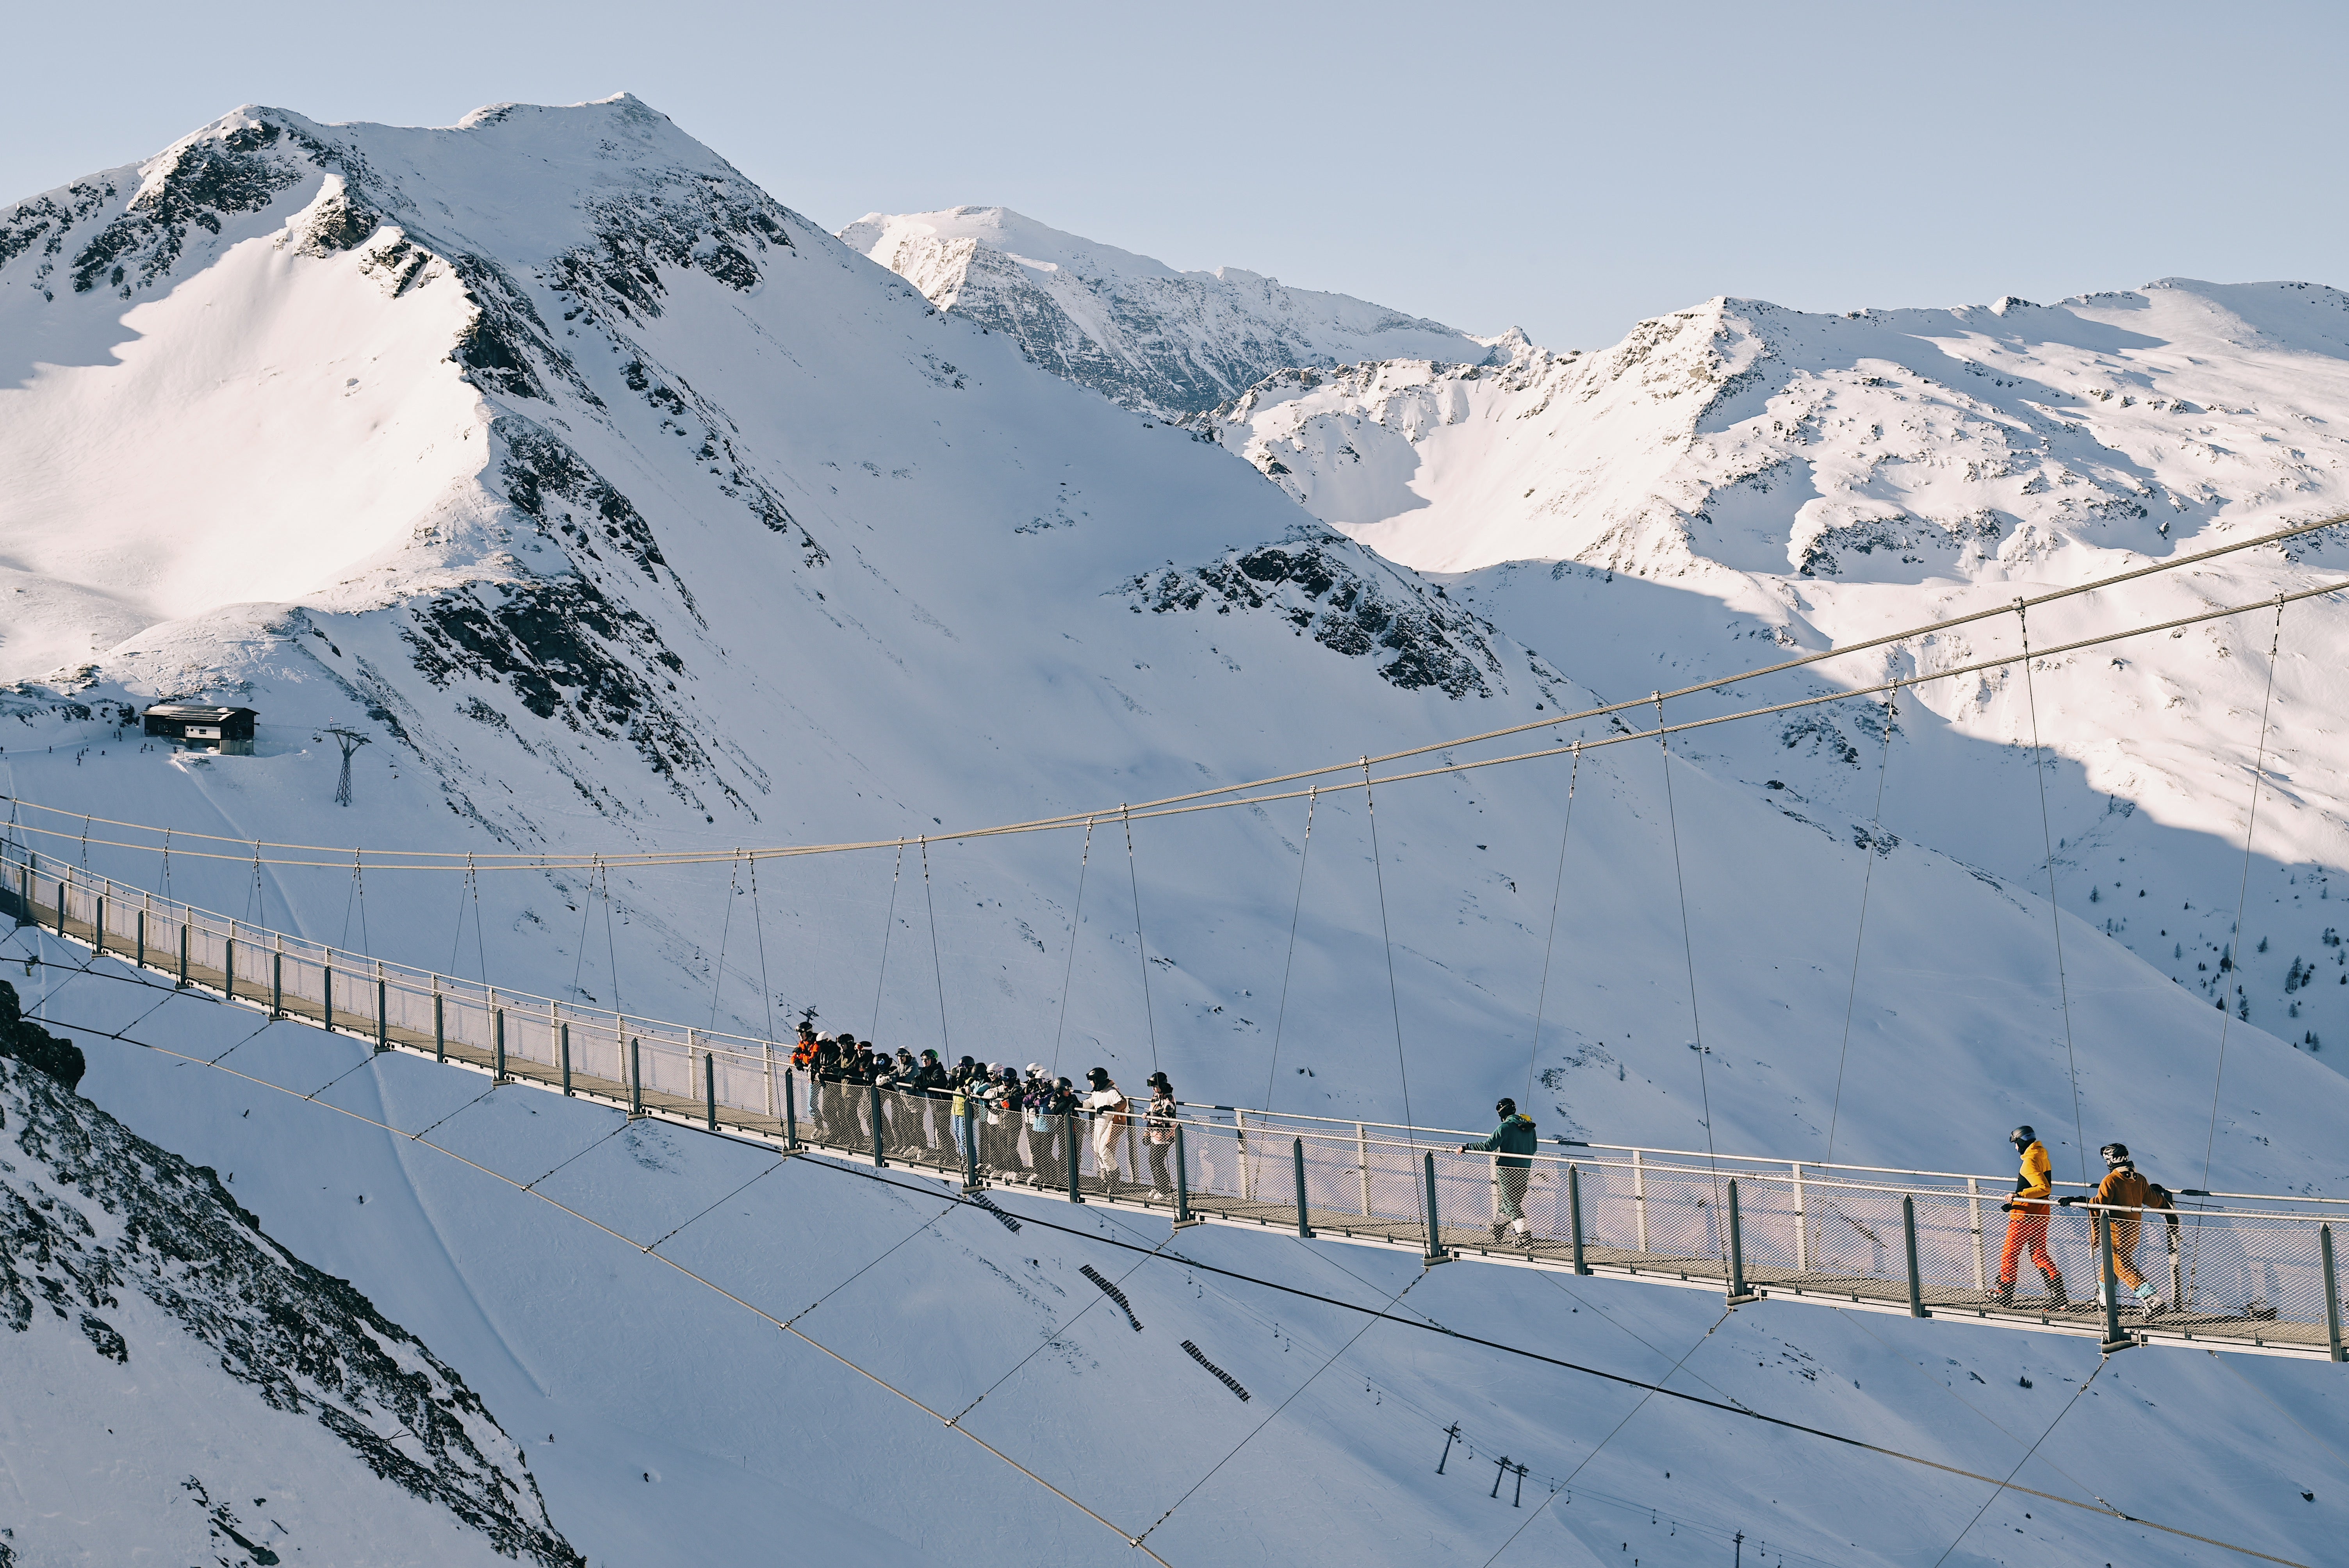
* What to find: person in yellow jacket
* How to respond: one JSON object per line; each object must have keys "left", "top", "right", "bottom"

{"left": 1994, "top": 1126, "right": 2065, "bottom": 1309}
{"left": 2057, "top": 1142, "right": 2169, "bottom": 1317}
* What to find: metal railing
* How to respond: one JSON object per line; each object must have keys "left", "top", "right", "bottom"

{"left": 7, "top": 841, "right": 2343, "bottom": 1362}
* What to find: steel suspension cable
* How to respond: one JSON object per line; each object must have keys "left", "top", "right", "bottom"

{"left": 1048, "top": 818, "right": 1096, "bottom": 1082}
{"left": 20, "top": 565, "right": 2349, "bottom": 877}
{"left": 920, "top": 836, "right": 953, "bottom": 1061}
{"left": 1362, "top": 759, "right": 1415, "bottom": 1135}
{"left": 869, "top": 839, "right": 905, "bottom": 1038}
{"left": 1653, "top": 696, "right": 1723, "bottom": 1217}
{"left": 1825, "top": 689, "right": 1899, "bottom": 1164}
{"left": 2016, "top": 604, "right": 2089, "bottom": 1186}
{"left": 707, "top": 851, "right": 741, "bottom": 1030}
{"left": 32, "top": 511, "right": 2340, "bottom": 873}
{"left": 1264, "top": 788, "right": 1317, "bottom": 1112}
{"left": 747, "top": 853, "right": 774, "bottom": 1042}
{"left": 2200, "top": 595, "right": 2290, "bottom": 1193}
{"left": 1523, "top": 744, "right": 1581, "bottom": 1107}
{"left": 1122, "top": 805, "right": 1160, "bottom": 1076}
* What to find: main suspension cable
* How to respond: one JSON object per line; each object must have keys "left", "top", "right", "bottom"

{"left": 1825, "top": 688, "right": 1899, "bottom": 1164}
{"left": 2016, "top": 603, "right": 2089, "bottom": 1187}
{"left": 1264, "top": 788, "right": 1317, "bottom": 1112}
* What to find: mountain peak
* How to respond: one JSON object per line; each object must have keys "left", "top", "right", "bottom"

{"left": 842, "top": 207, "right": 1488, "bottom": 418}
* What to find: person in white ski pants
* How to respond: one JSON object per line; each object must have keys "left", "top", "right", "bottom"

{"left": 1084, "top": 1068, "right": 1127, "bottom": 1187}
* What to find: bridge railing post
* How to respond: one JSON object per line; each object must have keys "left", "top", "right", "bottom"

{"left": 2099, "top": 1210, "right": 2129, "bottom": 1352}
{"left": 1968, "top": 1176, "right": 1987, "bottom": 1292}
{"left": 272, "top": 944, "right": 283, "bottom": 1018}
{"left": 2323, "top": 1224, "right": 2344, "bottom": 1365}
{"left": 433, "top": 990, "right": 445, "bottom": 1064}
{"left": 323, "top": 959, "right": 334, "bottom": 1033}
{"left": 93, "top": 894, "right": 103, "bottom": 957}
{"left": 783, "top": 1071, "right": 798, "bottom": 1149}
{"left": 1174, "top": 1125, "right": 1195, "bottom": 1226}
{"left": 1633, "top": 1148, "right": 1648, "bottom": 1253}
{"left": 709, "top": 1055, "right": 722, "bottom": 1134}
{"left": 494, "top": 1008, "right": 506, "bottom": 1080}
{"left": 1791, "top": 1162, "right": 1809, "bottom": 1274}
{"left": 1728, "top": 1179, "right": 1753, "bottom": 1304}
{"left": 868, "top": 1081, "right": 884, "bottom": 1165}
{"left": 178, "top": 921, "right": 189, "bottom": 988}
{"left": 1422, "top": 1151, "right": 1451, "bottom": 1265}
{"left": 1293, "top": 1138, "right": 1313, "bottom": 1239}
{"left": 1568, "top": 1164, "right": 1588, "bottom": 1275}
{"left": 629, "top": 1037, "right": 643, "bottom": 1116}
{"left": 376, "top": 969, "right": 388, "bottom": 1053}
{"left": 1903, "top": 1195, "right": 1927, "bottom": 1318}
{"left": 560, "top": 1022, "right": 572, "bottom": 1095}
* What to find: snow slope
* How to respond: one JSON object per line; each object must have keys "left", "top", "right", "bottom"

{"left": 1203, "top": 287, "right": 2349, "bottom": 1079}
{"left": 0, "top": 1033, "right": 578, "bottom": 1567}
{"left": 3, "top": 99, "right": 2347, "bottom": 1565}
{"left": 841, "top": 206, "right": 1491, "bottom": 419}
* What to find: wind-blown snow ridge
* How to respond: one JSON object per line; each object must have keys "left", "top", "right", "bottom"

{"left": 841, "top": 205, "right": 1493, "bottom": 418}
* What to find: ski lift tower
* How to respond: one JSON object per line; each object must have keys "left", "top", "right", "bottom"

{"left": 323, "top": 727, "right": 370, "bottom": 807}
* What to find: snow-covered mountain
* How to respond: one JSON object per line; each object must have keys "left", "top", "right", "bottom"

{"left": 840, "top": 206, "right": 1492, "bottom": 419}
{"left": 1201, "top": 286, "right": 2349, "bottom": 1073}
{"left": 4, "top": 98, "right": 2347, "bottom": 1567}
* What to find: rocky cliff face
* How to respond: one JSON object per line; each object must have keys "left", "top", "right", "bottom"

{"left": 0, "top": 984, "right": 579, "bottom": 1566}
{"left": 841, "top": 206, "right": 1493, "bottom": 419}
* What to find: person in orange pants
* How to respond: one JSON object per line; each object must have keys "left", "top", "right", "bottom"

{"left": 1994, "top": 1125, "right": 2065, "bottom": 1309}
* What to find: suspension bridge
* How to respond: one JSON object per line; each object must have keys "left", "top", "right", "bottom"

{"left": 7, "top": 837, "right": 2344, "bottom": 1363}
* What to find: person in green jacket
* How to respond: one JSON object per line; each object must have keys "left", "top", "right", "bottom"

{"left": 1461, "top": 1098, "right": 1538, "bottom": 1242}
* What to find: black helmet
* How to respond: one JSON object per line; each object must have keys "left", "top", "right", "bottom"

{"left": 1147, "top": 1071, "right": 1170, "bottom": 1089}
{"left": 2009, "top": 1126, "right": 2036, "bottom": 1147}
{"left": 920, "top": 1048, "right": 938, "bottom": 1062}
{"left": 1087, "top": 1067, "right": 1111, "bottom": 1087}
{"left": 1496, "top": 1097, "right": 1518, "bottom": 1117}
{"left": 2100, "top": 1142, "right": 2132, "bottom": 1167}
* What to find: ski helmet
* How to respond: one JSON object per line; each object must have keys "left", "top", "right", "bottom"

{"left": 2009, "top": 1125, "right": 2036, "bottom": 1147}
{"left": 2100, "top": 1142, "right": 2132, "bottom": 1167}
{"left": 1496, "top": 1097, "right": 1518, "bottom": 1117}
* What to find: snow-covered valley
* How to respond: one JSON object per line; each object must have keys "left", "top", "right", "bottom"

{"left": 2, "top": 96, "right": 2348, "bottom": 1566}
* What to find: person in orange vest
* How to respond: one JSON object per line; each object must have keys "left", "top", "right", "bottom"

{"left": 2058, "top": 1142, "right": 2167, "bottom": 1317}
{"left": 1993, "top": 1125, "right": 2066, "bottom": 1310}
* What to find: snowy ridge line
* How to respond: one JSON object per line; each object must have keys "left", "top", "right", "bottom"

{"left": 14, "top": 870, "right": 2349, "bottom": 1367}
{"left": 11, "top": 508, "right": 2343, "bottom": 873}
{"left": 7, "top": 839, "right": 2337, "bottom": 1225}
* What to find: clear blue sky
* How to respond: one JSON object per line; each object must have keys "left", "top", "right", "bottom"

{"left": 9, "top": 0, "right": 2342, "bottom": 349}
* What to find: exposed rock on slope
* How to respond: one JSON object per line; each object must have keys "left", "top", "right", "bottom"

{"left": 0, "top": 985, "right": 579, "bottom": 1566}
{"left": 842, "top": 206, "right": 1492, "bottom": 419}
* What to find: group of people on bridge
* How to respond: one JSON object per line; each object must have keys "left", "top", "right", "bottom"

{"left": 790, "top": 1025, "right": 1180, "bottom": 1195}
{"left": 1999, "top": 1126, "right": 2182, "bottom": 1317}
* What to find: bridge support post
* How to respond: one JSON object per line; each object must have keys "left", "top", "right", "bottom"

{"left": 1568, "top": 1165, "right": 1588, "bottom": 1275}
{"left": 710, "top": 1055, "right": 722, "bottom": 1134}
{"left": 433, "top": 991, "right": 445, "bottom": 1064}
{"left": 1356, "top": 1122, "right": 1372, "bottom": 1218}
{"left": 178, "top": 921, "right": 189, "bottom": 988}
{"left": 1903, "top": 1196, "right": 1927, "bottom": 1318}
{"left": 376, "top": 975, "right": 388, "bottom": 1053}
{"left": 323, "top": 965, "right": 333, "bottom": 1033}
{"left": 868, "top": 1082, "right": 884, "bottom": 1165}
{"left": 135, "top": 906, "right": 146, "bottom": 970}
{"left": 1633, "top": 1149, "right": 1648, "bottom": 1253}
{"left": 55, "top": 876, "right": 66, "bottom": 937}
{"left": 272, "top": 949, "right": 283, "bottom": 1018}
{"left": 560, "top": 1023, "right": 572, "bottom": 1095}
{"left": 1791, "top": 1163, "right": 1809, "bottom": 1273}
{"left": 1063, "top": 1111, "right": 1081, "bottom": 1203}
{"left": 2099, "top": 1212, "right": 2131, "bottom": 1353}
{"left": 494, "top": 1009, "right": 506, "bottom": 1081}
{"left": 224, "top": 936, "right": 235, "bottom": 1004}
{"left": 783, "top": 1071, "right": 798, "bottom": 1149}
{"left": 629, "top": 1037, "right": 643, "bottom": 1116}
{"left": 1968, "top": 1177, "right": 1987, "bottom": 1292}
{"left": 1422, "top": 1151, "right": 1451, "bottom": 1265}
{"left": 1293, "top": 1139, "right": 1313, "bottom": 1239}
{"left": 1173, "top": 1125, "right": 1198, "bottom": 1227}
{"left": 92, "top": 896, "right": 103, "bottom": 956}
{"left": 2322, "top": 1224, "right": 2344, "bottom": 1364}
{"left": 1727, "top": 1179, "right": 1756, "bottom": 1304}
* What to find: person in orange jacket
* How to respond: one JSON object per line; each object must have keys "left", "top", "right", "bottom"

{"left": 1994, "top": 1125, "right": 2065, "bottom": 1309}
{"left": 2057, "top": 1142, "right": 2168, "bottom": 1317}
